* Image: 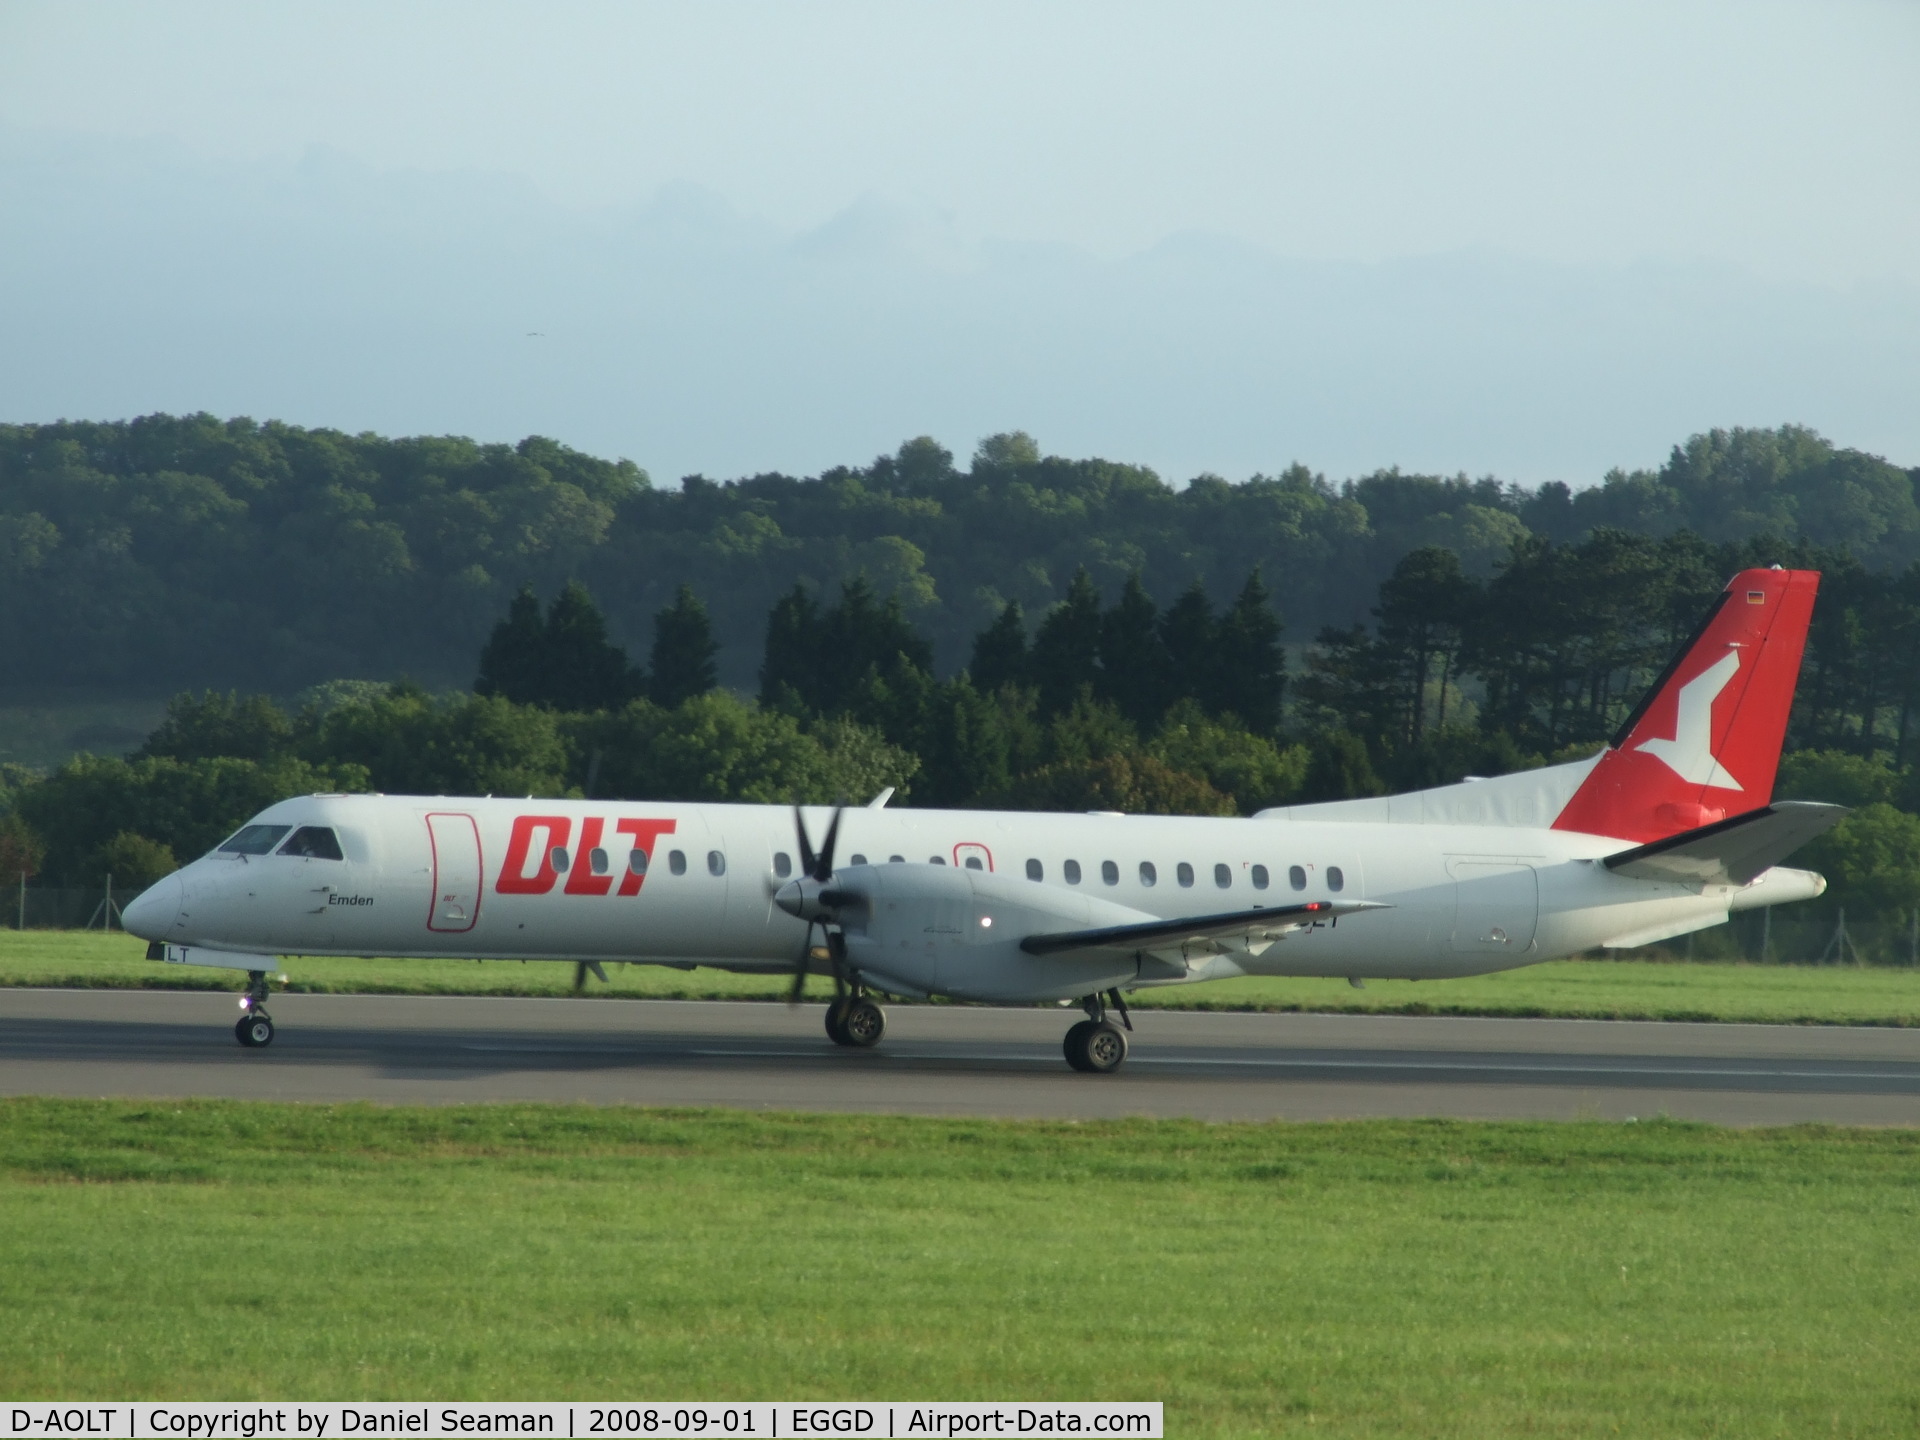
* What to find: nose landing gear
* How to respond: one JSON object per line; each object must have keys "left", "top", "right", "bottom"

{"left": 234, "top": 970, "right": 277, "bottom": 1048}
{"left": 1064, "top": 988, "right": 1132, "bottom": 1073}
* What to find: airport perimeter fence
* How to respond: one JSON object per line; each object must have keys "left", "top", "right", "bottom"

{"left": 6, "top": 876, "right": 1917, "bottom": 965}
{"left": 9, "top": 881, "right": 135, "bottom": 931}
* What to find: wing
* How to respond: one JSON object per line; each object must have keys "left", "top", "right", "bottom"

{"left": 1020, "top": 899, "right": 1389, "bottom": 963}
{"left": 1603, "top": 800, "right": 1846, "bottom": 886}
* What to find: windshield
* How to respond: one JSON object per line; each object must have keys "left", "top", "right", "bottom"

{"left": 278, "top": 826, "right": 344, "bottom": 860}
{"left": 219, "top": 824, "right": 291, "bottom": 855}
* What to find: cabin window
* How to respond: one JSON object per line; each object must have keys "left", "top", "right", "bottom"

{"left": 707, "top": 850, "right": 726, "bottom": 876}
{"left": 1063, "top": 859, "right": 1082, "bottom": 885}
{"left": 277, "top": 826, "right": 343, "bottom": 860}
{"left": 964, "top": 855, "right": 984, "bottom": 871}
{"left": 589, "top": 847, "right": 610, "bottom": 876}
{"left": 930, "top": 855, "right": 948, "bottom": 865}
{"left": 549, "top": 847, "right": 571, "bottom": 873}
{"left": 773, "top": 852, "right": 792, "bottom": 878}
{"left": 1026, "top": 858, "right": 1044, "bottom": 881}
{"left": 1177, "top": 862, "right": 1194, "bottom": 887}
{"left": 850, "top": 853, "right": 867, "bottom": 866}
{"left": 1101, "top": 860, "right": 1119, "bottom": 886}
{"left": 668, "top": 849, "right": 687, "bottom": 875}
{"left": 628, "top": 848, "right": 649, "bottom": 876}
{"left": 220, "top": 824, "right": 290, "bottom": 855}
{"left": 1251, "top": 864, "right": 1269, "bottom": 890}
{"left": 1139, "top": 861, "right": 1157, "bottom": 887}
{"left": 1328, "top": 866, "right": 1345, "bottom": 892}
{"left": 1214, "top": 863, "right": 1232, "bottom": 889}
{"left": 1289, "top": 865, "right": 1306, "bottom": 890}
{"left": 889, "top": 855, "right": 905, "bottom": 863}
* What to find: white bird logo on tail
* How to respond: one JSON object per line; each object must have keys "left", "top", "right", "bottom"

{"left": 1635, "top": 649, "right": 1743, "bottom": 790}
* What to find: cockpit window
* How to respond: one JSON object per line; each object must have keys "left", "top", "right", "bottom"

{"left": 219, "top": 824, "right": 291, "bottom": 855}
{"left": 278, "top": 826, "right": 344, "bottom": 860}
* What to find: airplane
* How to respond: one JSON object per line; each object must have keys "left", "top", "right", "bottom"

{"left": 122, "top": 565, "right": 1844, "bottom": 1072}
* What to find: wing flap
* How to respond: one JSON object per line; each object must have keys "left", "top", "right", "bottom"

{"left": 1603, "top": 800, "right": 1845, "bottom": 886}
{"left": 1020, "top": 899, "right": 1388, "bottom": 962}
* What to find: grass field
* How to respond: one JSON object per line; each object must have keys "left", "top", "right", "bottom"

{"left": 7, "top": 928, "right": 1920, "bottom": 1026}
{"left": 1, "top": 1100, "right": 1916, "bottom": 1435}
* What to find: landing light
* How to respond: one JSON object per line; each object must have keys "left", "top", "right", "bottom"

{"left": 980, "top": 916, "right": 993, "bottom": 927}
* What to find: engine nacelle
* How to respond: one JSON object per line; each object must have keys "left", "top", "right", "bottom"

{"left": 830, "top": 863, "right": 1156, "bottom": 1002}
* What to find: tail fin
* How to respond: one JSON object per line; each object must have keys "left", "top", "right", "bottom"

{"left": 1552, "top": 567, "right": 1820, "bottom": 843}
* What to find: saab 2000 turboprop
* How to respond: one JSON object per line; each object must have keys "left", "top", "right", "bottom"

{"left": 123, "top": 566, "right": 1844, "bottom": 1072}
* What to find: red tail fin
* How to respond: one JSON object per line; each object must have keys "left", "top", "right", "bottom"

{"left": 1552, "top": 567, "right": 1820, "bottom": 843}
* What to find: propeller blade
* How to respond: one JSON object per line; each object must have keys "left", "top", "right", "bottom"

{"left": 787, "top": 922, "right": 816, "bottom": 1006}
{"left": 793, "top": 805, "right": 818, "bottom": 878}
{"left": 814, "top": 806, "right": 843, "bottom": 881}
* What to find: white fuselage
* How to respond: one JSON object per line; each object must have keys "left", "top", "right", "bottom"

{"left": 122, "top": 793, "right": 1818, "bottom": 1000}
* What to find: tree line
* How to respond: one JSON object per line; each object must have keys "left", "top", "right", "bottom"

{"left": 1, "top": 414, "right": 1914, "bottom": 697}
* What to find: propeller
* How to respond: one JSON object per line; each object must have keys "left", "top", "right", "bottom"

{"left": 778, "top": 804, "right": 847, "bottom": 1004}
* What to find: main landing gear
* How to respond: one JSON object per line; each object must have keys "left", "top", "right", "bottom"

{"left": 825, "top": 991, "right": 886, "bottom": 1048}
{"left": 1064, "top": 989, "right": 1132, "bottom": 1073}
{"left": 234, "top": 970, "right": 276, "bottom": 1048}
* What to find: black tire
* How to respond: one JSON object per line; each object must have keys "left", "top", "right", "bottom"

{"left": 1081, "top": 1021, "right": 1127, "bottom": 1073}
{"left": 824, "top": 998, "right": 853, "bottom": 1046}
{"left": 1062, "top": 1019, "right": 1095, "bottom": 1072}
{"left": 841, "top": 998, "right": 885, "bottom": 1048}
{"left": 236, "top": 1013, "right": 274, "bottom": 1048}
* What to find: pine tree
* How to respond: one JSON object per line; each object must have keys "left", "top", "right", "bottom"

{"left": 648, "top": 584, "right": 719, "bottom": 708}
{"left": 969, "top": 601, "right": 1030, "bottom": 693}
{"left": 1213, "top": 570, "right": 1286, "bottom": 733}
{"left": 540, "top": 582, "right": 638, "bottom": 712}
{"left": 1030, "top": 568, "right": 1104, "bottom": 718}
{"left": 1159, "top": 583, "right": 1218, "bottom": 714}
{"left": 1098, "top": 572, "right": 1170, "bottom": 730}
{"left": 1374, "top": 546, "right": 1475, "bottom": 742}
{"left": 759, "top": 585, "right": 820, "bottom": 714}
{"left": 475, "top": 586, "right": 547, "bottom": 705}
{"left": 820, "top": 577, "right": 934, "bottom": 684}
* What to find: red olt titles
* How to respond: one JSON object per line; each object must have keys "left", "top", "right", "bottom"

{"left": 494, "top": 816, "right": 677, "bottom": 896}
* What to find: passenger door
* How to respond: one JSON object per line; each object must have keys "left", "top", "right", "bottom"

{"left": 425, "top": 812, "right": 483, "bottom": 934}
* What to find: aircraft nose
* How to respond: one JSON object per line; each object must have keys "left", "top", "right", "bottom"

{"left": 122, "top": 873, "right": 184, "bottom": 941}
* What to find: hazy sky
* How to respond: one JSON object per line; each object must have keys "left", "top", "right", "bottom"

{"left": 2, "top": 1, "right": 1915, "bottom": 484}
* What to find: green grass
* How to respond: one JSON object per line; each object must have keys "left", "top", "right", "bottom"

{"left": 1, "top": 1101, "right": 1916, "bottom": 1435}
{"left": 9, "top": 929, "right": 1920, "bottom": 1026}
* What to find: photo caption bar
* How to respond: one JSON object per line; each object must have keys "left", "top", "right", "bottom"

{"left": 4, "top": 1404, "right": 1161, "bottom": 1439}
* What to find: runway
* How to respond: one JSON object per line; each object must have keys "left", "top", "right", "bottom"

{"left": 5, "top": 988, "right": 1920, "bottom": 1124}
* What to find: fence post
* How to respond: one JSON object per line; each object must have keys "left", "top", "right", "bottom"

{"left": 16, "top": 871, "right": 22, "bottom": 932}
{"left": 1911, "top": 909, "right": 1918, "bottom": 968}
{"left": 1761, "top": 906, "right": 1771, "bottom": 964}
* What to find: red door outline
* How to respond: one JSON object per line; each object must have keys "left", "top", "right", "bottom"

{"left": 426, "top": 812, "right": 483, "bottom": 933}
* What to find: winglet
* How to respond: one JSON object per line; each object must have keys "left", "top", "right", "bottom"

{"left": 1552, "top": 568, "right": 1820, "bottom": 843}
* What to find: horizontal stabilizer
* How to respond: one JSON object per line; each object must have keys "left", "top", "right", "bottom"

{"left": 1602, "top": 801, "right": 1846, "bottom": 886}
{"left": 1020, "top": 899, "right": 1388, "bottom": 961}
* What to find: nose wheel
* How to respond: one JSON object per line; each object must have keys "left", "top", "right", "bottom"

{"left": 235, "top": 1011, "right": 276, "bottom": 1047}
{"left": 234, "top": 970, "right": 277, "bottom": 1048}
